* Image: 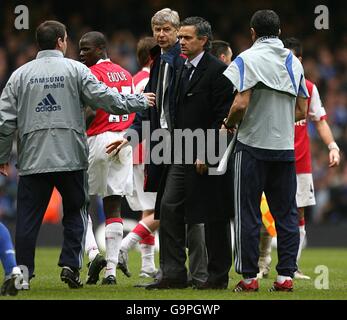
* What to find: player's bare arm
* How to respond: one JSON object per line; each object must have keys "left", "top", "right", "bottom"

{"left": 224, "top": 89, "right": 252, "bottom": 128}
{"left": 295, "top": 96, "right": 308, "bottom": 122}
{"left": 314, "top": 120, "right": 340, "bottom": 167}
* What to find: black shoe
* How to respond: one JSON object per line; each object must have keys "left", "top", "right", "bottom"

{"left": 133, "top": 282, "right": 152, "bottom": 288}
{"left": 189, "top": 279, "right": 207, "bottom": 289}
{"left": 60, "top": 266, "right": 83, "bottom": 289}
{"left": 1, "top": 272, "right": 23, "bottom": 296}
{"left": 101, "top": 275, "right": 117, "bottom": 285}
{"left": 195, "top": 281, "right": 228, "bottom": 290}
{"left": 117, "top": 250, "right": 131, "bottom": 278}
{"left": 86, "top": 254, "right": 107, "bottom": 285}
{"left": 145, "top": 278, "right": 188, "bottom": 290}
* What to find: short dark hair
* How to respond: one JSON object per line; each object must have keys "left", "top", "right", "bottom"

{"left": 250, "top": 10, "right": 280, "bottom": 38}
{"left": 283, "top": 37, "right": 303, "bottom": 58}
{"left": 211, "top": 40, "right": 231, "bottom": 58}
{"left": 137, "top": 37, "right": 156, "bottom": 68}
{"left": 36, "top": 20, "right": 66, "bottom": 50}
{"left": 80, "top": 31, "right": 107, "bottom": 50}
{"left": 180, "top": 16, "right": 213, "bottom": 51}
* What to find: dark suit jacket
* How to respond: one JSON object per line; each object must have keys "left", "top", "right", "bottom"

{"left": 155, "top": 52, "right": 235, "bottom": 224}
{"left": 130, "top": 42, "right": 184, "bottom": 192}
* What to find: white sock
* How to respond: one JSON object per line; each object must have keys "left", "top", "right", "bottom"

{"left": 259, "top": 225, "right": 272, "bottom": 257}
{"left": 85, "top": 215, "right": 99, "bottom": 262}
{"left": 297, "top": 225, "right": 306, "bottom": 263}
{"left": 12, "top": 266, "right": 22, "bottom": 275}
{"left": 277, "top": 275, "right": 292, "bottom": 283}
{"left": 120, "top": 232, "right": 142, "bottom": 252}
{"left": 140, "top": 244, "right": 156, "bottom": 272}
{"left": 105, "top": 222, "right": 123, "bottom": 278}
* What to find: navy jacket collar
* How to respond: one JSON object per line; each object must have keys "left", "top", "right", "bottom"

{"left": 150, "top": 41, "right": 181, "bottom": 67}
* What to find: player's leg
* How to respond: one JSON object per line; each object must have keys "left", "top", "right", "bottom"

{"left": 86, "top": 134, "right": 108, "bottom": 283}
{"left": 294, "top": 207, "right": 310, "bottom": 279}
{"left": 122, "top": 163, "right": 158, "bottom": 277}
{"left": 120, "top": 212, "right": 158, "bottom": 256}
{"left": 257, "top": 224, "right": 272, "bottom": 279}
{"left": 85, "top": 214, "right": 100, "bottom": 262}
{"left": 85, "top": 214, "right": 106, "bottom": 284}
{"left": 103, "top": 132, "right": 133, "bottom": 284}
{"left": 118, "top": 212, "right": 158, "bottom": 277}
{"left": 265, "top": 161, "right": 299, "bottom": 291}
{"left": 87, "top": 131, "right": 132, "bottom": 284}
{"left": 233, "top": 151, "right": 264, "bottom": 292}
{"left": 0, "top": 222, "right": 23, "bottom": 296}
{"left": 139, "top": 210, "right": 159, "bottom": 277}
{"left": 294, "top": 173, "right": 315, "bottom": 280}
{"left": 15, "top": 174, "right": 54, "bottom": 282}
{"left": 55, "top": 170, "right": 89, "bottom": 289}
{"left": 102, "top": 195, "right": 123, "bottom": 284}
{"left": 297, "top": 207, "right": 306, "bottom": 262}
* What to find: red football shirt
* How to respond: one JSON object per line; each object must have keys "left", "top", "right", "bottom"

{"left": 132, "top": 67, "right": 150, "bottom": 164}
{"left": 294, "top": 80, "right": 327, "bottom": 174}
{"left": 87, "top": 60, "right": 135, "bottom": 136}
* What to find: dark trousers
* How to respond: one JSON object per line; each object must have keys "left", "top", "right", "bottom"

{"left": 233, "top": 150, "right": 299, "bottom": 278}
{"left": 15, "top": 170, "right": 89, "bottom": 277}
{"left": 205, "top": 220, "right": 232, "bottom": 285}
{"left": 159, "top": 164, "right": 207, "bottom": 282}
{"left": 186, "top": 224, "right": 208, "bottom": 283}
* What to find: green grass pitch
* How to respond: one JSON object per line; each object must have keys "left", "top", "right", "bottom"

{"left": 1, "top": 247, "right": 346, "bottom": 300}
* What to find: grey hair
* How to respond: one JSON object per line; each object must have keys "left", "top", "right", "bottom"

{"left": 151, "top": 8, "right": 180, "bottom": 30}
{"left": 180, "top": 16, "right": 213, "bottom": 51}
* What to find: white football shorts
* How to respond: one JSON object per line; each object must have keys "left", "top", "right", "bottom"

{"left": 296, "top": 173, "right": 316, "bottom": 208}
{"left": 126, "top": 163, "right": 156, "bottom": 211}
{"left": 88, "top": 131, "right": 133, "bottom": 198}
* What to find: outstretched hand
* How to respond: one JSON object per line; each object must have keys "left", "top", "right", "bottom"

{"left": 143, "top": 92, "right": 156, "bottom": 107}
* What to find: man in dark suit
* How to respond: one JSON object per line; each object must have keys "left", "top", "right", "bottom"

{"left": 147, "top": 17, "right": 235, "bottom": 289}
{"left": 108, "top": 9, "right": 209, "bottom": 286}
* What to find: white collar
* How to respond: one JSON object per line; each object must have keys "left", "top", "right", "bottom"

{"left": 186, "top": 51, "right": 205, "bottom": 68}
{"left": 96, "top": 58, "right": 111, "bottom": 64}
{"left": 142, "top": 67, "right": 150, "bottom": 73}
{"left": 36, "top": 50, "right": 64, "bottom": 59}
{"left": 254, "top": 36, "right": 281, "bottom": 45}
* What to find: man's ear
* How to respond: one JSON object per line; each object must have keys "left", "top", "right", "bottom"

{"left": 250, "top": 28, "right": 256, "bottom": 41}
{"left": 201, "top": 36, "right": 208, "bottom": 47}
{"left": 278, "top": 29, "right": 281, "bottom": 36}
{"left": 56, "top": 37, "right": 63, "bottom": 49}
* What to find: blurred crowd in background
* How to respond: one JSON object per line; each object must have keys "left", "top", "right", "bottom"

{"left": 0, "top": 0, "right": 347, "bottom": 225}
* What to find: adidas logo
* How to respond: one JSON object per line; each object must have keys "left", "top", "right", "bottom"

{"left": 36, "top": 93, "right": 62, "bottom": 112}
